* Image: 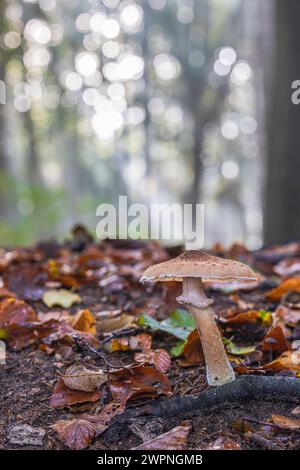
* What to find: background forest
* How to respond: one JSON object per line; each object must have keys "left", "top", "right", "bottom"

{"left": 0, "top": 0, "right": 299, "bottom": 248}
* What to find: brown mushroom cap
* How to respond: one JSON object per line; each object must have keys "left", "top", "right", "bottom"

{"left": 140, "top": 250, "right": 258, "bottom": 283}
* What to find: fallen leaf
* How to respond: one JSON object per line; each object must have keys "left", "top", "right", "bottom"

{"left": 207, "top": 436, "right": 242, "bottom": 450}
{"left": 139, "top": 309, "right": 195, "bottom": 341}
{"left": 226, "top": 341, "right": 256, "bottom": 356}
{"left": 274, "top": 258, "right": 300, "bottom": 277}
{"left": 266, "top": 278, "right": 300, "bottom": 301}
{"left": 261, "top": 325, "right": 290, "bottom": 354}
{"left": 43, "top": 289, "right": 81, "bottom": 308}
{"left": 225, "top": 310, "right": 272, "bottom": 326}
{"left": 134, "top": 349, "right": 171, "bottom": 373}
{"left": 50, "top": 379, "right": 101, "bottom": 408}
{"left": 109, "top": 365, "right": 172, "bottom": 403}
{"left": 52, "top": 401, "right": 124, "bottom": 449}
{"left": 132, "top": 422, "right": 191, "bottom": 450}
{"left": 271, "top": 414, "right": 300, "bottom": 430}
{"left": 0, "top": 298, "right": 37, "bottom": 328}
{"left": 97, "top": 313, "right": 134, "bottom": 333}
{"left": 61, "top": 364, "right": 107, "bottom": 392}
{"left": 180, "top": 330, "right": 204, "bottom": 365}
{"left": 274, "top": 304, "right": 300, "bottom": 326}
{"left": 52, "top": 417, "right": 96, "bottom": 450}
{"left": 70, "top": 309, "right": 96, "bottom": 335}
{"left": 292, "top": 406, "right": 300, "bottom": 415}
{"left": 263, "top": 350, "right": 300, "bottom": 374}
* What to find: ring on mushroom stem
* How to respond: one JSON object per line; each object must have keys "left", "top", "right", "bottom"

{"left": 140, "top": 250, "right": 259, "bottom": 387}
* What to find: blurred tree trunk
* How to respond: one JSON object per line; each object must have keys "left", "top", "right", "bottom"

{"left": 264, "top": 0, "right": 300, "bottom": 244}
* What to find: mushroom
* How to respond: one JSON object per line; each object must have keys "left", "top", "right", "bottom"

{"left": 140, "top": 250, "right": 258, "bottom": 387}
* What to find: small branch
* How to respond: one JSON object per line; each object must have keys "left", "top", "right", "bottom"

{"left": 127, "top": 376, "right": 300, "bottom": 418}
{"left": 245, "top": 432, "right": 282, "bottom": 450}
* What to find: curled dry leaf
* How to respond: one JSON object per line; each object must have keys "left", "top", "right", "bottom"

{"left": 261, "top": 325, "right": 290, "bottom": 354}
{"left": 271, "top": 414, "right": 300, "bottom": 431}
{"left": 132, "top": 422, "right": 191, "bottom": 450}
{"left": 109, "top": 365, "right": 172, "bottom": 403}
{"left": 61, "top": 364, "right": 108, "bottom": 392}
{"left": 263, "top": 350, "right": 300, "bottom": 374}
{"left": 69, "top": 309, "right": 96, "bottom": 335}
{"left": 52, "top": 401, "right": 124, "bottom": 450}
{"left": 50, "top": 379, "right": 101, "bottom": 408}
{"left": 181, "top": 329, "right": 204, "bottom": 366}
{"left": 43, "top": 289, "right": 81, "bottom": 308}
{"left": 207, "top": 436, "right": 241, "bottom": 450}
{"left": 134, "top": 349, "right": 171, "bottom": 373}
{"left": 266, "top": 278, "right": 300, "bottom": 302}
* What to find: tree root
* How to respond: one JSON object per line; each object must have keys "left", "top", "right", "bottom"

{"left": 128, "top": 376, "right": 300, "bottom": 418}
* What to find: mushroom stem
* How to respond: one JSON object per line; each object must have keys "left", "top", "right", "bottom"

{"left": 179, "top": 278, "right": 235, "bottom": 387}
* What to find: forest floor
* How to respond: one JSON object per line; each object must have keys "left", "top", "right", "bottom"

{"left": 1, "top": 229, "right": 300, "bottom": 450}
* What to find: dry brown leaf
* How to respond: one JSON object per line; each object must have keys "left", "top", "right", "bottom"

{"left": 207, "top": 436, "right": 242, "bottom": 450}
{"left": 70, "top": 309, "right": 96, "bottom": 335}
{"left": 271, "top": 414, "right": 300, "bottom": 430}
{"left": 261, "top": 325, "right": 290, "bottom": 354}
{"left": 132, "top": 422, "right": 191, "bottom": 450}
{"left": 266, "top": 278, "right": 300, "bottom": 301}
{"left": 50, "top": 379, "right": 101, "bottom": 408}
{"left": 61, "top": 364, "right": 107, "bottom": 392}
{"left": 134, "top": 349, "right": 171, "bottom": 373}
{"left": 52, "top": 402, "right": 124, "bottom": 450}
{"left": 180, "top": 329, "right": 204, "bottom": 366}
{"left": 109, "top": 365, "right": 172, "bottom": 403}
{"left": 263, "top": 350, "right": 300, "bottom": 374}
{"left": 0, "top": 298, "right": 37, "bottom": 328}
{"left": 225, "top": 310, "right": 263, "bottom": 324}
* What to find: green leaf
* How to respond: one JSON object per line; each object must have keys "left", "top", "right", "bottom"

{"left": 168, "top": 309, "right": 196, "bottom": 329}
{"left": 258, "top": 309, "right": 273, "bottom": 325}
{"left": 139, "top": 310, "right": 195, "bottom": 341}
{"left": 43, "top": 289, "right": 81, "bottom": 308}
{"left": 170, "top": 340, "right": 186, "bottom": 357}
{"left": 226, "top": 341, "right": 256, "bottom": 356}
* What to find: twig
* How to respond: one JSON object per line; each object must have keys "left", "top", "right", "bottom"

{"left": 125, "top": 376, "right": 300, "bottom": 418}
{"left": 101, "top": 327, "right": 145, "bottom": 344}
{"left": 241, "top": 416, "right": 300, "bottom": 434}
{"left": 73, "top": 336, "right": 120, "bottom": 369}
{"left": 245, "top": 431, "right": 282, "bottom": 450}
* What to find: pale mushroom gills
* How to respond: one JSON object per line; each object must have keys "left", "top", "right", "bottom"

{"left": 140, "top": 250, "right": 258, "bottom": 387}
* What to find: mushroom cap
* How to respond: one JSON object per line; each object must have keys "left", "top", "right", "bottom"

{"left": 140, "top": 250, "right": 258, "bottom": 283}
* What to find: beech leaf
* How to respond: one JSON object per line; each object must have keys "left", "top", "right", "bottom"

{"left": 61, "top": 364, "right": 108, "bottom": 392}
{"left": 43, "top": 289, "right": 81, "bottom": 308}
{"left": 132, "top": 422, "right": 191, "bottom": 450}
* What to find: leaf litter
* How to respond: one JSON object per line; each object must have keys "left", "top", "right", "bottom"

{"left": 1, "top": 232, "right": 300, "bottom": 450}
